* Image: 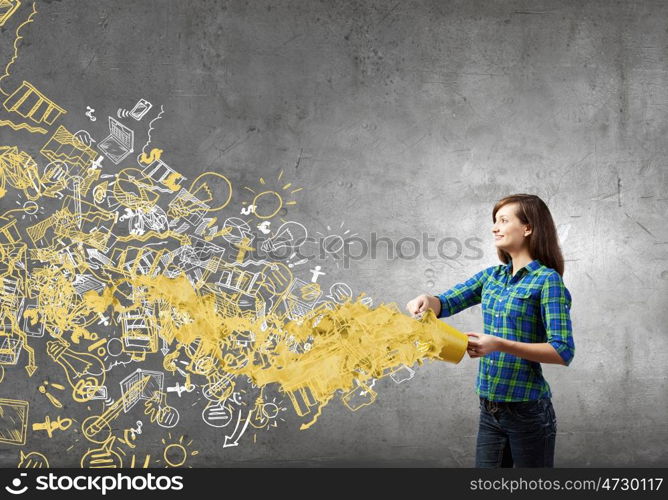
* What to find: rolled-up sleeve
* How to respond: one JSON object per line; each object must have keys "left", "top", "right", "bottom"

{"left": 434, "top": 267, "right": 492, "bottom": 318}
{"left": 540, "top": 273, "right": 575, "bottom": 366}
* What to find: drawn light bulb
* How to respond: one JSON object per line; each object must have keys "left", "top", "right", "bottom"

{"left": 249, "top": 396, "right": 268, "bottom": 429}
{"left": 46, "top": 339, "right": 104, "bottom": 399}
{"left": 260, "top": 221, "right": 307, "bottom": 254}
{"left": 188, "top": 172, "right": 232, "bottom": 212}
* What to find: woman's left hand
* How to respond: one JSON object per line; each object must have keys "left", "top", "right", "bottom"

{"left": 466, "top": 332, "right": 502, "bottom": 358}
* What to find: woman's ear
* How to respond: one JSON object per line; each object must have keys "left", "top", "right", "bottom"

{"left": 524, "top": 225, "right": 532, "bottom": 237}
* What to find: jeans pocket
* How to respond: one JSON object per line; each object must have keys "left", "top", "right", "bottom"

{"left": 508, "top": 399, "right": 546, "bottom": 423}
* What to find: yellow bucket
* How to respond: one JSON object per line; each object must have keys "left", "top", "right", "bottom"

{"left": 419, "top": 309, "right": 469, "bottom": 364}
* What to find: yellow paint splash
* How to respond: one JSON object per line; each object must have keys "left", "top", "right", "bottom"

{"left": 82, "top": 274, "right": 468, "bottom": 429}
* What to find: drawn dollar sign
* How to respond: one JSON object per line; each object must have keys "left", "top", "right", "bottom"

{"left": 139, "top": 148, "right": 163, "bottom": 165}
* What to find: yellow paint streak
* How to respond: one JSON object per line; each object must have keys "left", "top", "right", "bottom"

{"left": 115, "top": 230, "right": 190, "bottom": 246}
{"left": 0, "top": 119, "right": 47, "bottom": 134}
{"left": 82, "top": 275, "right": 468, "bottom": 428}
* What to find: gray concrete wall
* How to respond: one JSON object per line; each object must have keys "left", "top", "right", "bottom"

{"left": 0, "top": 0, "right": 666, "bottom": 466}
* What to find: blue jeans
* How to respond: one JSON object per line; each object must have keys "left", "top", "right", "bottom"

{"left": 475, "top": 396, "right": 557, "bottom": 468}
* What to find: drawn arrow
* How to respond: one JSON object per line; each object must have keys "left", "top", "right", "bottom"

{"left": 24, "top": 342, "right": 37, "bottom": 377}
{"left": 223, "top": 410, "right": 251, "bottom": 448}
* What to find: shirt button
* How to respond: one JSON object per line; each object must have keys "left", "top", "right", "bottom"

{"left": 495, "top": 314, "right": 499, "bottom": 317}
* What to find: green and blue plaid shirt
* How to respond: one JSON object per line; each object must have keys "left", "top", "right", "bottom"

{"left": 435, "top": 259, "right": 574, "bottom": 402}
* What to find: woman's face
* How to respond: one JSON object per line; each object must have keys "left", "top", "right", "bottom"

{"left": 492, "top": 202, "right": 531, "bottom": 252}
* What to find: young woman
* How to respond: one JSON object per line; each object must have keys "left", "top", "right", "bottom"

{"left": 406, "top": 193, "right": 574, "bottom": 468}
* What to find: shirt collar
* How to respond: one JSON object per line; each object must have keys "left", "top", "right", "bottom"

{"left": 505, "top": 258, "right": 541, "bottom": 276}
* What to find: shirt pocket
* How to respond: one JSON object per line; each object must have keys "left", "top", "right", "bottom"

{"left": 481, "top": 283, "right": 498, "bottom": 311}
{"left": 505, "top": 288, "right": 537, "bottom": 320}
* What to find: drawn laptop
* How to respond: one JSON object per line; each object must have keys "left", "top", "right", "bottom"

{"left": 98, "top": 116, "right": 134, "bottom": 164}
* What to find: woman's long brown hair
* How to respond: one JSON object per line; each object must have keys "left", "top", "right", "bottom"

{"left": 493, "top": 194, "right": 565, "bottom": 276}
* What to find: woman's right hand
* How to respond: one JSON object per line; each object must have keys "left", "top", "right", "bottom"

{"left": 405, "top": 294, "right": 440, "bottom": 317}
